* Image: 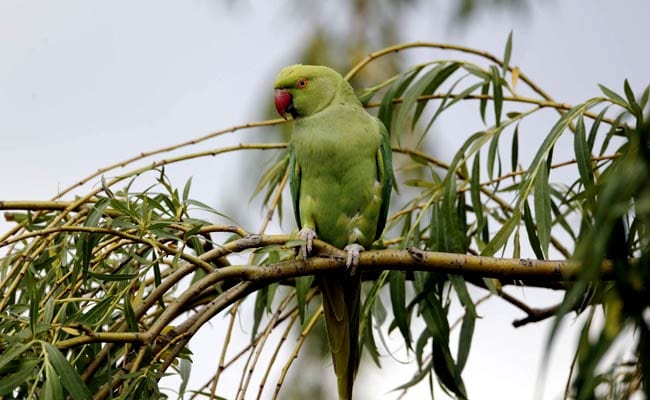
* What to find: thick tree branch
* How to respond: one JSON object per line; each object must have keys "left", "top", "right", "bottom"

{"left": 242, "top": 247, "right": 615, "bottom": 282}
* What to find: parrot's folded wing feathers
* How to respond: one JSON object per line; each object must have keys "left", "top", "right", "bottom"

{"left": 375, "top": 120, "right": 393, "bottom": 241}
{"left": 288, "top": 143, "right": 302, "bottom": 229}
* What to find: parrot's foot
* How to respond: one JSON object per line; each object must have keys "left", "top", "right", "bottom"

{"left": 344, "top": 243, "right": 365, "bottom": 276}
{"left": 298, "top": 228, "right": 317, "bottom": 259}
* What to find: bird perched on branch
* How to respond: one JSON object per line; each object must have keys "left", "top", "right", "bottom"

{"left": 274, "top": 64, "right": 393, "bottom": 400}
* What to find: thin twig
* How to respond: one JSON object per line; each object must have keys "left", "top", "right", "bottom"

{"left": 257, "top": 288, "right": 318, "bottom": 400}
{"left": 344, "top": 41, "right": 554, "bottom": 102}
{"left": 236, "top": 291, "right": 295, "bottom": 400}
{"left": 209, "top": 305, "right": 238, "bottom": 400}
{"left": 365, "top": 93, "right": 616, "bottom": 125}
{"left": 272, "top": 305, "right": 323, "bottom": 400}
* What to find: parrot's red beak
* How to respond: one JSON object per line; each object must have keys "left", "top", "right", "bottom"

{"left": 274, "top": 89, "right": 294, "bottom": 119}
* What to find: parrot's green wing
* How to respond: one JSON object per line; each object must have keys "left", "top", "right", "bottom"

{"left": 374, "top": 119, "right": 393, "bottom": 241}
{"left": 288, "top": 143, "right": 302, "bottom": 229}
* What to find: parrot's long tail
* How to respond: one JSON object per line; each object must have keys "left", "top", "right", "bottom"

{"left": 318, "top": 272, "right": 361, "bottom": 400}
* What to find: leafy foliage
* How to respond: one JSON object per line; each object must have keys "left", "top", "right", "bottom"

{"left": 0, "top": 39, "right": 648, "bottom": 399}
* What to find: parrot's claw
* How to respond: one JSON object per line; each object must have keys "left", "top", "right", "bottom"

{"left": 298, "top": 228, "right": 317, "bottom": 259}
{"left": 344, "top": 243, "right": 365, "bottom": 275}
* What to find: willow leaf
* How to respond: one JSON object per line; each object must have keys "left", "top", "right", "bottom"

{"left": 534, "top": 159, "right": 552, "bottom": 259}
{"left": 44, "top": 343, "right": 92, "bottom": 400}
{"left": 523, "top": 200, "right": 544, "bottom": 259}
{"left": 490, "top": 65, "right": 503, "bottom": 126}
{"left": 511, "top": 124, "right": 519, "bottom": 173}
{"left": 574, "top": 116, "right": 594, "bottom": 192}
{"left": 470, "top": 152, "right": 484, "bottom": 230}
{"left": 395, "top": 63, "right": 446, "bottom": 136}
{"left": 480, "top": 212, "right": 520, "bottom": 257}
{"left": 502, "top": 31, "right": 513, "bottom": 78}
{"left": 389, "top": 270, "right": 411, "bottom": 348}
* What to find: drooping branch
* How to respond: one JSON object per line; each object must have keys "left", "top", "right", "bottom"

{"left": 55, "top": 241, "right": 617, "bottom": 354}
{"left": 365, "top": 93, "right": 616, "bottom": 124}
{"left": 344, "top": 41, "right": 554, "bottom": 102}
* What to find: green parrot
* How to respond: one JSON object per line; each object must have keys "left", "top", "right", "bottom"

{"left": 274, "top": 65, "right": 393, "bottom": 400}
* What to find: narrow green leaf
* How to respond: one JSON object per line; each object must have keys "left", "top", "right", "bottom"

{"left": 639, "top": 84, "right": 650, "bottom": 109}
{"left": 43, "top": 298, "right": 55, "bottom": 326}
{"left": 361, "top": 309, "right": 381, "bottom": 367}
{"left": 599, "top": 112, "right": 626, "bottom": 156}
{"left": 433, "top": 81, "right": 485, "bottom": 116}
{"left": 432, "top": 339, "right": 467, "bottom": 399}
{"left": 549, "top": 192, "right": 577, "bottom": 242}
{"left": 44, "top": 343, "right": 92, "bottom": 400}
{"left": 587, "top": 107, "right": 608, "bottom": 151}
{"left": 415, "top": 328, "right": 431, "bottom": 368}
{"left": 490, "top": 65, "right": 503, "bottom": 126}
{"left": 85, "top": 197, "right": 109, "bottom": 227}
{"left": 178, "top": 357, "right": 192, "bottom": 398}
{"left": 0, "top": 359, "right": 40, "bottom": 395}
{"left": 419, "top": 75, "right": 479, "bottom": 143}
{"left": 511, "top": 124, "right": 519, "bottom": 173}
{"left": 513, "top": 227, "right": 521, "bottom": 259}
{"left": 392, "top": 358, "right": 433, "bottom": 392}
{"left": 470, "top": 153, "right": 484, "bottom": 230}
{"left": 78, "top": 296, "right": 114, "bottom": 325}
{"left": 456, "top": 311, "right": 475, "bottom": 373}
{"left": 251, "top": 287, "right": 267, "bottom": 339}
{"left": 502, "top": 31, "right": 513, "bottom": 78}
{"left": 266, "top": 282, "right": 278, "bottom": 313}
{"left": 403, "top": 179, "right": 434, "bottom": 188}
{"left": 480, "top": 82, "right": 489, "bottom": 123}
{"left": 448, "top": 130, "right": 487, "bottom": 173}
{"left": 623, "top": 79, "right": 643, "bottom": 119}
{"left": 574, "top": 116, "right": 594, "bottom": 192}
{"left": 463, "top": 64, "right": 491, "bottom": 80}
{"left": 253, "top": 153, "right": 289, "bottom": 204}
{"left": 87, "top": 271, "right": 137, "bottom": 281}
{"left": 395, "top": 63, "right": 447, "bottom": 136}
{"left": 44, "top": 362, "right": 63, "bottom": 400}
{"left": 523, "top": 200, "right": 545, "bottom": 259}
{"left": 519, "top": 103, "right": 589, "bottom": 204}
{"left": 482, "top": 277, "right": 498, "bottom": 293}
{"left": 389, "top": 270, "right": 411, "bottom": 348}
{"left": 598, "top": 84, "right": 627, "bottom": 106}
{"left": 182, "top": 177, "right": 193, "bottom": 202}
{"left": 442, "top": 175, "right": 468, "bottom": 253}
{"left": 356, "top": 85, "right": 382, "bottom": 106}
{"left": 100, "top": 176, "right": 114, "bottom": 198}
{"left": 378, "top": 65, "right": 425, "bottom": 136}
{"left": 480, "top": 217, "right": 490, "bottom": 247}
{"left": 365, "top": 271, "right": 390, "bottom": 327}
{"left": 123, "top": 294, "right": 138, "bottom": 332}
{"left": 412, "top": 63, "right": 461, "bottom": 129}
{"left": 487, "top": 127, "right": 503, "bottom": 180}
{"left": 534, "top": 159, "right": 552, "bottom": 259}
{"left": 186, "top": 199, "right": 233, "bottom": 221}
{"left": 449, "top": 275, "right": 476, "bottom": 317}
{"left": 428, "top": 203, "right": 443, "bottom": 251}
{"left": 480, "top": 212, "right": 520, "bottom": 257}
{"left": 0, "top": 342, "right": 32, "bottom": 371}
{"left": 29, "top": 291, "right": 39, "bottom": 337}
{"left": 421, "top": 293, "right": 449, "bottom": 345}
{"left": 295, "top": 275, "right": 314, "bottom": 324}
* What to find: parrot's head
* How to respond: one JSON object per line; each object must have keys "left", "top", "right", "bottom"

{"left": 273, "top": 65, "right": 343, "bottom": 119}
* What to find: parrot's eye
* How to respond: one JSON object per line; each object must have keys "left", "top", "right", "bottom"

{"left": 296, "top": 78, "right": 309, "bottom": 89}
